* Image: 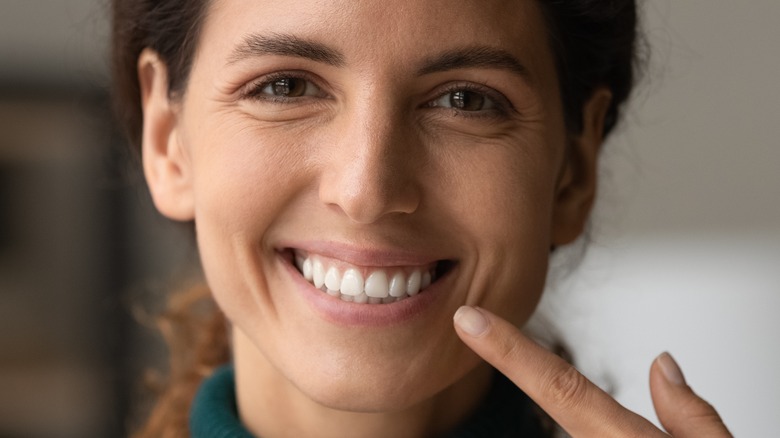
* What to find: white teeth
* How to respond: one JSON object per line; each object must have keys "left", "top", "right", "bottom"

{"left": 407, "top": 271, "right": 421, "bottom": 296}
{"left": 302, "top": 258, "right": 313, "bottom": 281}
{"left": 313, "top": 260, "right": 325, "bottom": 289}
{"left": 293, "top": 252, "right": 442, "bottom": 304}
{"left": 365, "top": 271, "right": 389, "bottom": 298}
{"left": 421, "top": 271, "right": 431, "bottom": 289}
{"left": 325, "top": 267, "right": 341, "bottom": 292}
{"left": 340, "top": 269, "right": 364, "bottom": 296}
{"left": 389, "top": 272, "right": 406, "bottom": 297}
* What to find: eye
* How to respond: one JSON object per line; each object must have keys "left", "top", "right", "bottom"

{"left": 430, "top": 89, "right": 498, "bottom": 112}
{"left": 262, "top": 77, "right": 313, "bottom": 97}
{"left": 244, "top": 74, "right": 324, "bottom": 101}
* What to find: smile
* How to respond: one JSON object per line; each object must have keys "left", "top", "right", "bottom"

{"left": 290, "top": 250, "right": 454, "bottom": 305}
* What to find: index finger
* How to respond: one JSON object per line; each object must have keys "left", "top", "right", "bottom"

{"left": 454, "top": 305, "right": 666, "bottom": 437}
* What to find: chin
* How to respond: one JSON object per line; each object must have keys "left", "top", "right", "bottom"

{"left": 291, "top": 350, "right": 482, "bottom": 414}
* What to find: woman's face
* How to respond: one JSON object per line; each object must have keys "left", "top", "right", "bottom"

{"left": 142, "top": 0, "right": 604, "bottom": 412}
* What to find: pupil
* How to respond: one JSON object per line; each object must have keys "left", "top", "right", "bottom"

{"left": 450, "top": 90, "right": 484, "bottom": 111}
{"left": 272, "top": 78, "right": 305, "bottom": 97}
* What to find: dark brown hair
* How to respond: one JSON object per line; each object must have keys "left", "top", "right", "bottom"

{"left": 112, "top": 1, "right": 640, "bottom": 436}
{"left": 112, "top": 0, "right": 210, "bottom": 159}
{"left": 537, "top": 0, "right": 639, "bottom": 134}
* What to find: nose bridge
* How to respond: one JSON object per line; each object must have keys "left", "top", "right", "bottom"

{"left": 319, "top": 98, "right": 421, "bottom": 223}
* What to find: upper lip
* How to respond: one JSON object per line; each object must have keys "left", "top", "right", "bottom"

{"left": 278, "top": 240, "right": 451, "bottom": 267}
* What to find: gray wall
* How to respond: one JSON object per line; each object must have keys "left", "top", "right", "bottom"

{"left": 0, "top": 0, "right": 108, "bottom": 80}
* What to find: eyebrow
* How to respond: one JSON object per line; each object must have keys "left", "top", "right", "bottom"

{"left": 416, "top": 46, "right": 531, "bottom": 79}
{"left": 227, "top": 33, "right": 346, "bottom": 66}
{"left": 228, "top": 35, "right": 529, "bottom": 81}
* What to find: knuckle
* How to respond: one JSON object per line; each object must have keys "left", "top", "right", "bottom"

{"left": 493, "top": 327, "right": 524, "bottom": 364}
{"left": 498, "top": 339, "right": 521, "bottom": 363}
{"left": 664, "top": 394, "right": 731, "bottom": 437}
{"left": 681, "top": 397, "right": 723, "bottom": 424}
{"left": 543, "top": 364, "right": 589, "bottom": 410}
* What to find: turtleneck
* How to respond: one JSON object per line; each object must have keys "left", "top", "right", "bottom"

{"left": 190, "top": 365, "right": 547, "bottom": 437}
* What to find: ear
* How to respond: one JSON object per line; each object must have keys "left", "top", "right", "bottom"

{"left": 551, "top": 88, "right": 612, "bottom": 245}
{"left": 138, "top": 49, "right": 195, "bottom": 221}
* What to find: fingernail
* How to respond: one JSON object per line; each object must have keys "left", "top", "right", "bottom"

{"left": 454, "top": 306, "right": 489, "bottom": 336}
{"left": 657, "top": 352, "right": 686, "bottom": 386}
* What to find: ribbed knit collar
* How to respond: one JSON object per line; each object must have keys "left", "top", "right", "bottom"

{"left": 190, "top": 365, "right": 546, "bottom": 437}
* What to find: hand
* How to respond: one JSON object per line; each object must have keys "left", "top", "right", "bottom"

{"left": 453, "top": 306, "right": 732, "bottom": 437}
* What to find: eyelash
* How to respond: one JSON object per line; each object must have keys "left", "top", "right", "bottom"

{"left": 240, "top": 73, "right": 514, "bottom": 119}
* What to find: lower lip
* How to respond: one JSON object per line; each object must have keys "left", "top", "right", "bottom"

{"left": 280, "top": 255, "right": 448, "bottom": 327}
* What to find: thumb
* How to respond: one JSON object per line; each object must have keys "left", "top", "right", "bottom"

{"left": 650, "top": 352, "right": 732, "bottom": 437}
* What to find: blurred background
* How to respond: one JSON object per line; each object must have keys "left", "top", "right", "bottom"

{"left": 0, "top": 0, "right": 777, "bottom": 436}
{"left": 0, "top": 1, "right": 197, "bottom": 436}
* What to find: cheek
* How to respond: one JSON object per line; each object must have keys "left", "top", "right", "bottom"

{"left": 433, "top": 138, "right": 559, "bottom": 248}
{"left": 192, "top": 125, "right": 310, "bottom": 232}
{"left": 431, "top": 139, "right": 559, "bottom": 324}
{"left": 188, "top": 126, "right": 311, "bottom": 311}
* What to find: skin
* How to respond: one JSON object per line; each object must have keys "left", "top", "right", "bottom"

{"left": 138, "top": 0, "right": 731, "bottom": 436}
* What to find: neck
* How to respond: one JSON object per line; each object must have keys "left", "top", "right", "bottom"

{"left": 232, "top": 329, "right": 493, "bottom": 438}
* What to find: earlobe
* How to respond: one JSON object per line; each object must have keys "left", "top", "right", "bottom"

{"left": 138, "top": 49, "right": 195, "bottom": 221}
{"left": 551, "top": 88, "right": 612, "bottom": 245}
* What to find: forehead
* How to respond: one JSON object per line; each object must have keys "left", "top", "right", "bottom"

{"left": 200, "top": 0, "right": 555, "bottom": 79}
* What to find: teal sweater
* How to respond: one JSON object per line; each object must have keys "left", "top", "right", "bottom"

{"left": 190, "top": 365, "right": 546, "bottom": 437}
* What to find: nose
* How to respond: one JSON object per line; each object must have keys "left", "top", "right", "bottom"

{"left": 318, "top": 109, "right": 421, "bottom": 224}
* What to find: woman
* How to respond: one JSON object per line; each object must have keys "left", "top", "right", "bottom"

{"left": 112, "top": 0, "right": 731, "bottom": 436}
